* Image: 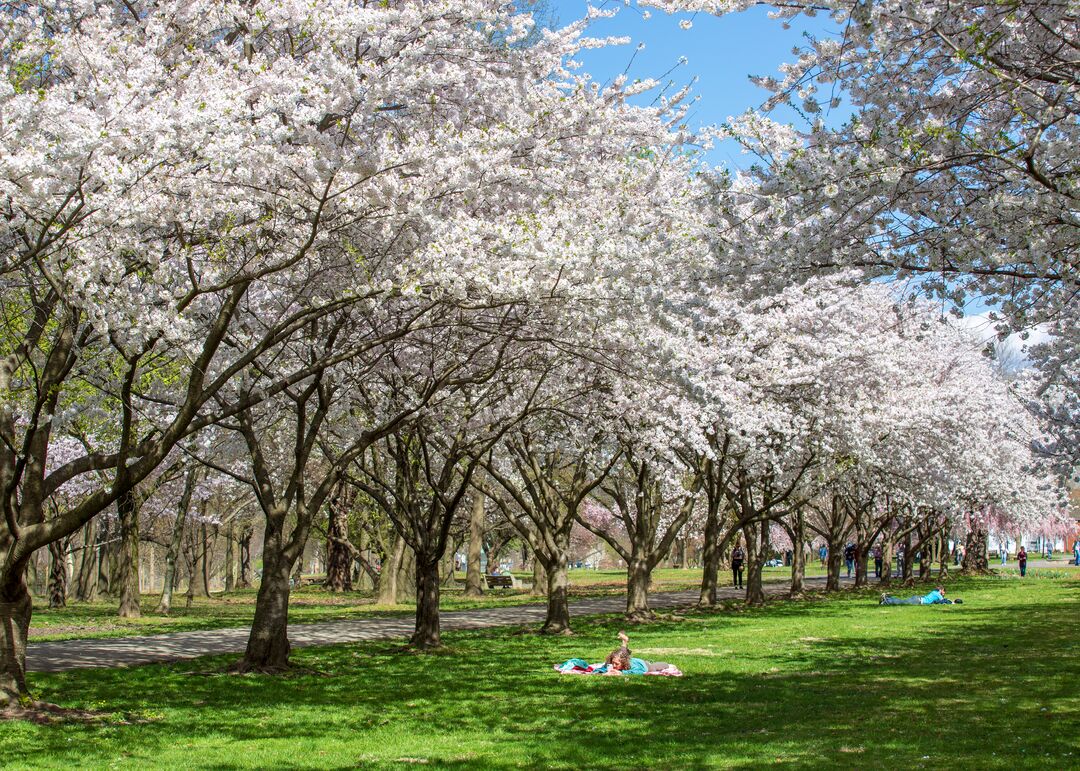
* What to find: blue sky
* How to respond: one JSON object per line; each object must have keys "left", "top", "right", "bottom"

{"left": 550, "top": 0, "right": 840, "bottom": 170}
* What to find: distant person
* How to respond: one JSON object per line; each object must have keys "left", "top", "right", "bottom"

{"left": 1073, "top": 541, "right": 1079, "bottom": 566}
{"left": 1045, "top": 543, "right": 1053, "bottom": 560}
{"left": 1000, "top": 544, "right": 1008, "bottom": 565}
{"left": 819, "top": 544, "right": 827, "bottom": 567}
{"left": 731, "top": 543, "right": 746, "bottom": 590}
{"left": 872, "top": 545, "right": 883, "bottom": 579}
{"left": 843, "top": 543, "right": 856, "bottom": 578}
{"left": 1017, "top": 546, "right": 1028, "bottom": 577}
{"left": 879, "top": 586, "right": 960, "bottom": 606}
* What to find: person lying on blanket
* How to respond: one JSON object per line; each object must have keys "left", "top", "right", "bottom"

{"left": 878, "top": 586, "right": 962, "bottom": 605}
{"left": 554, "top": 631, "right": 682, "bottom": 676}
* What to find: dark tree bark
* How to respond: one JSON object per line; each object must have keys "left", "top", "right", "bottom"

{"left": 47, "top": 539, "right": 68, "bottom": 609}
{"left": 531, "top": 554, "right": 546, "bottom": 596}
{"left": 325, "top": 486, "right": 354, "bottom": 593}
{"left": 698, "top": 499, "right": 723, "bottom": 607}
{"left": 744, "top": 522, "right": 767, "bottom": 606}
{"left": 879, "top": 529, "right": 895, "bottom": 587}
{"left": 0, "top": 571, "right": 32, "bottom": 707}
{"left": 236, "top": 523, "right": 294, "bottom": 672}
{"left": 116, "top": 489, "right": 141, "bottom": 618}
{"left": 826, "top": 535, "right": 843, "bottom": 591}
{"left": 788, "top": 509, "right": 807, "bottom": 596}
{"left": 411, "top": 555, "right": 441, "bottom": 648}
{"left": 962, "top": 526, "right": 989, "bottom": 572}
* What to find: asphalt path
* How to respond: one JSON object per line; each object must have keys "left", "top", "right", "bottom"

{"left": 26, "top": 577, "right": 837, "bottom": 673}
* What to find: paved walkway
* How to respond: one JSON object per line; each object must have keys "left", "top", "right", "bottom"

{"left": 27, "top": 577, "right": 833, "bottom": 673}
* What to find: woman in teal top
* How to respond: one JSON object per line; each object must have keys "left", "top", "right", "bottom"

{"left": 879, "top": 586, "right": 956, "bottom": 605}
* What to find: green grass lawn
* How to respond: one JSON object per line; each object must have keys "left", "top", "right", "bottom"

{"left": 28, "top": 567, "right": 738, "bottom": 642}
{"left": 7, "top": 574, "right": 1078, "bottom": 768}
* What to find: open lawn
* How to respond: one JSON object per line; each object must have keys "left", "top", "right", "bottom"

{"left": 6, "top": 574, "right": 1078, "bottom": 769}
{"left": 30, "top": 567, "right": 782, "bottom": 642}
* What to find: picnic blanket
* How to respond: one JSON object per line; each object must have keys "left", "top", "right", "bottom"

{"left": 554, "top": 658, "right": 683, "bottom": 677}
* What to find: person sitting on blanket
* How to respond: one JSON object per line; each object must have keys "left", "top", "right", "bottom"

{"left": 879, "top": 586, "right": 962, "bottom": 605}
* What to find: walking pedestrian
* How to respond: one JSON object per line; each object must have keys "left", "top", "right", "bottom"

{"left": 873, "top": 544, "right": 883, "bottom": 579}
{"left": 1017, "top": 546, "right": 1027, "bottom": 577}
{"left": 731, "top": 542, "right": 745, "bottom": 590}
{"left": 819, "top": 544, "right": 827, "bottom": 567}
{"left": 1073, "top": 540, "right": 1079, "bottom": 566}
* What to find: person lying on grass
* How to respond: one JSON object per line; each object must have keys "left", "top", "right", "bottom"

{"left": 554, "top": 631, "right": 683, "bottom": 676}
{"left": 879, "top": 586, "right": 962, "bottom": 606}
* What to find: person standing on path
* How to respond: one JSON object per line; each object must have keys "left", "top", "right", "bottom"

{"left": 819, "top": 544, "right": 827, "bottom": 567}
{"left": 1017, "top": 546, "right": 1028, "bottom": 577}
{"left": 731, "top": 543, "right": 746, "bottom": 590}
{"left": 1073, "top": 540, "right": 1079, "bottom": 566}
{"left": 844, "top": 543, "right": 856, "bottom": 578}
{"left": 873, "top": 544, "right": 883, "bottom": 579}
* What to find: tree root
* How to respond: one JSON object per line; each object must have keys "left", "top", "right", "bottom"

{"left": 1, "top": 700, "right": 117, "bottom": 725}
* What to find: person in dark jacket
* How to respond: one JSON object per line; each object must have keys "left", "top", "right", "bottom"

{"left": 1017, "top": 546, "right": 1028, "bottom": 577}
{"left": 731, "top": 543, "right": 745, "bottom": 589}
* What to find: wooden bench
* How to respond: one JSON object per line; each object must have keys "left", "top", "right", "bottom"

{"left": 485, "top": 574, "right": 514, "bottom": 590}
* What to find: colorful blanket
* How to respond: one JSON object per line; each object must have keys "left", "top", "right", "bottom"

{"left": 554, "top": 658, "right": 683, "bottom": 677}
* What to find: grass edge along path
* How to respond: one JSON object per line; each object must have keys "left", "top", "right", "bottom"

{"left": 3, "top": 574, "right": 1078, "bottom": 769}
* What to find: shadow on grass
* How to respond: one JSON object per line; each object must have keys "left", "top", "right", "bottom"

{"left": 7, "top": 577, "right": 1079, "bottom": 769}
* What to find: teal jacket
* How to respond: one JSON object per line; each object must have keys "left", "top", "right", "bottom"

{"left": 921, "top": 590, "right": 944, "bottom": 604}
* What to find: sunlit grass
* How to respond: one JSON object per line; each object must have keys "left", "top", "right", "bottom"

{"left": 7, "top": 575, "right": 1078, "bottom": 769}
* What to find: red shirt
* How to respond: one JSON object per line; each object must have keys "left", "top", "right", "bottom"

{"left": 1017, "top": 549, "right": 1027, "bottom": 564}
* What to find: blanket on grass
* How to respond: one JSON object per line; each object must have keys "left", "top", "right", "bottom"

{"left": 554, "top": 658, "right": 683, "bottom": 677}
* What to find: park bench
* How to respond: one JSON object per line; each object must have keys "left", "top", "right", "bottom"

{"left": 485, "top": 574, "right": 514, "bottom": 590}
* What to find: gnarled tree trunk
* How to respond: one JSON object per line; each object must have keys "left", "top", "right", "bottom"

{"left": 116, "top": 489, "right": 141, "bottom": 618}
{"left": 625, "top": 552, "right": 653, "bottom": 620}
{"left": 744, "top": 523, "right": 767, "bottom": 606}
{"left": 0, "top": 567, "right": 32, "bottom": 707}
{"left": 411, "top": 555, "right": 441, "bottom": 648}
{"left": 788, "top": 510, "right": 806, "bottom": 597}
{"left": 47, "top": 539, "right": 68, "bottom": 609}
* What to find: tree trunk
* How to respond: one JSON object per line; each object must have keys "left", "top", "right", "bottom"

{"left": 464, "top": 496, "right": 485, "bottom": 598}
{"left": 962, "top": 527, "right": 989, "bottom": 573}
{"left": 0, "top": 570, "right": 32, "bottom": 707}
{"left": 200, "top": 523, "right": 213, "bottom": 596}
{"left": 116, "top": 489, "right": 141, "bottom": 618}
{"left": 74, "top": 520, "right": 96, "bottom": 602}
{"left": 825, "top": 536, "right": 843, "bottom": 592}
{"left": 902, "top": 533, "right": 916, "bottom": 585}
{"left": 325, "top": 496, "right": 352, "bottom": 593}
{"left": 879, "top": 531, "right": 894, "bottom": 587}
{"left": 396, "top": 542, "right": 416, "bottom": 604}
{"left": 698, "top": 507, "right": 722, "bottom": 606}
{"left": 411, "top": 555, "right": 441, "bottom": 649}
{"left": 625, "top": 553, "right": 653, "bottom": 620}
{"left": 541, "top": 552, "right": 571, "bottom": 634}
{"left": 224, "top": 522, "right": 236, "bottom": 593}
{"left": 531, "top": 552, "right": 546, "bottom": 596}
{"left": 854, "top": 542, "right": 871, "bottom": 589}
{"left": 237, "top": 527, "right": 252, "bottom": 589}
{"left": 937, "top": 527, "right": 950, "bottom": 579}
{"left": 95, "top": 517, "right": 112, "bottom": 598}
{"left": 47, "top": 540, "right": 68, "bottom": 609}
{"left": 235, "top": 526, "right": 294, "bottom": 672}
{"left": 377, "top": 533, "right": 406, "bottom": 605}
{"left": 744, "top": 523, "right": 767, "bottom": 606}
{"left": 789, "top": 511, "right": 806, "bottom": 596}
{"left": 154, "top": 486, "right": 192, "bottom": 615}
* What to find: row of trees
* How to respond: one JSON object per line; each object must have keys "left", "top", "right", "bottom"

{"left": 0, "top": 0, "right": 1071, "bottom": 710}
